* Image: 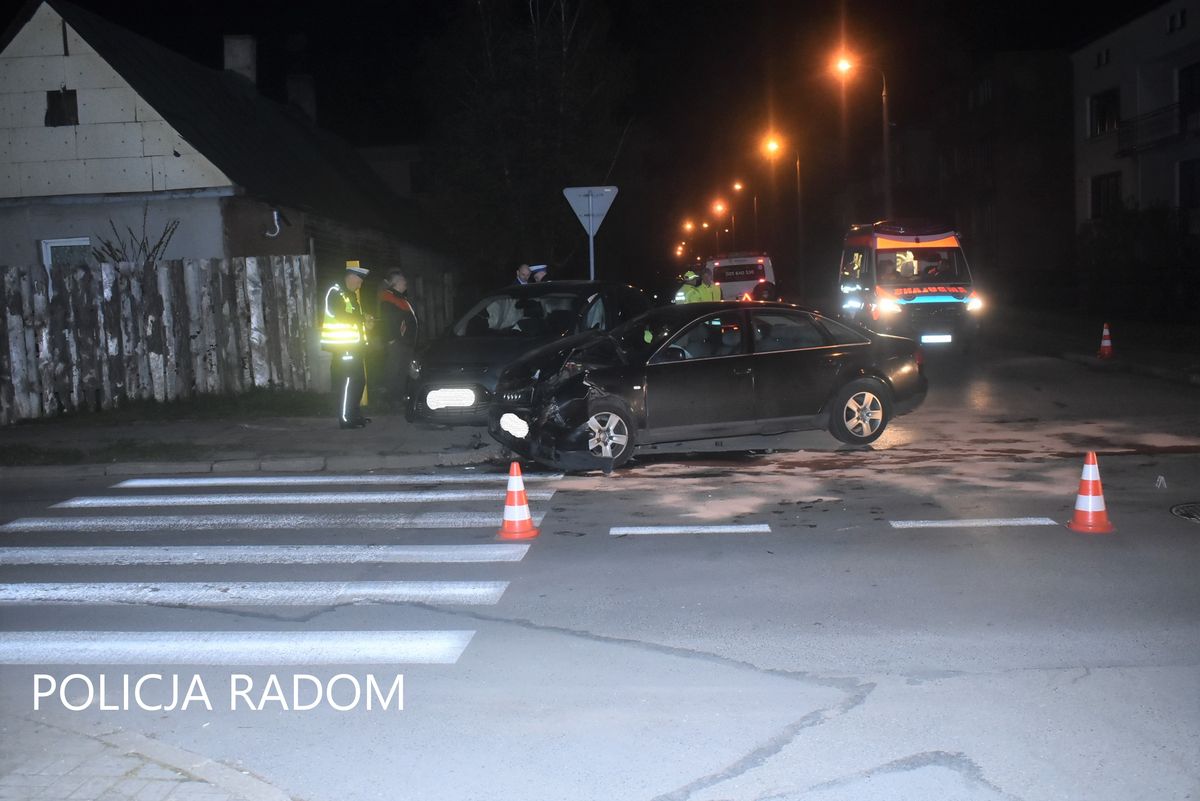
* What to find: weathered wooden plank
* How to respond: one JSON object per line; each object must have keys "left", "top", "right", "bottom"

{"left": 138, "top": 260, "right": 164, "bottom": 402}
{"left": 267, "top": 255, "right": 289, "bottom": 387}
{"left": 243, "top": 257, "right": 270, "bottom": 388}
{"left": 218, "top": 258, "right": 242, "bottom": 393}
{"left": 0, "top": 268, "right": 13, "bottom": 425}
{"left": 99, "top": 262, "right": 123, "bottom": 408}
{"left": 71, "top": 265, "right": 100, "bottom": 413}
{"left": 116, "top": 262, "right": 140, "bottom": 402}
{"left": 2, "top": 267, "right": 31, "bottom": 422}
{"left": 231, "top": 257, "right": 251, "bottom": 391}
{"left": 200, "top": 258, "right": 222, "bottom": 393}
{"left": 154, "top": 260, "right": 175, "bottom": 401}
{"left": 29, "top": 262, "right": 56, "bottom": 415}
{"left": 46, "top": 264, "right": 74, "bottom": 412}
{"left": 183, "top": 258, "right": 205, "bottom": 395}
{"left": 18, "top": 265, "right": 41, "bottom": 418}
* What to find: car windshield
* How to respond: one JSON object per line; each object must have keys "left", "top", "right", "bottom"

{"left": 876, "top": 247, "right": 972, "bottom": 286}
{"left": 453, "top": 291, "right": 587, "bottom": 338}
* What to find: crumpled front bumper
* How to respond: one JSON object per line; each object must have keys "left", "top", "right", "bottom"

{"left": 487, "top": 393, "right": 602, "bottom": 472}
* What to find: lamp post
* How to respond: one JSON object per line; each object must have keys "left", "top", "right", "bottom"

{"left": 835, "top": 54, "right": 892, "bottom": 219}
{"left": 762, "top": 134, "right": 804, "bottom": 297}
{"left": 712, "top": 200, "right": 730, "bottom": 251}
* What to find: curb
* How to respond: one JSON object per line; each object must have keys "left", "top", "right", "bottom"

{"left": 1059, "top": 352, "right": 1200, "bottom": 387}
{"left": 0, "top": 446, "right": 500, "bottom": 479}
{"left": 15, "top": 715, "right": 293, "bottom": 801}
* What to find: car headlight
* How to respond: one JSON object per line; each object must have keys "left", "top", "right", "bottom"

{"left": 966, "top": 294, "right": 984, "bottom": 312}
{"left": 877, "top": 298, "right": 903, "bottom": 315}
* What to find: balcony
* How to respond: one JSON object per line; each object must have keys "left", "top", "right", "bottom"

{"left": 1116, "top": 103, "right": 1199, "bottom": 155}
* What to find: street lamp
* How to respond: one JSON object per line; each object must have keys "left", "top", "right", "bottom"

{"left": 683, "top": 220, "right": 695, "bottom": 233}
{"left": 733, "top": 180, "right": 755, "bottom": 249}
{"left": 834, "top": 52, "right": 892, "bottom": 219}
{"left": 761, "top": 132, "right": 804, "bottom": 296}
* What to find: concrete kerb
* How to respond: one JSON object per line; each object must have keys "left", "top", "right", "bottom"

{"left": 0, "top": 448, "right": 500, "bottom": 480}
{"left": 12, "top": 715, "right": 293, "bottom": 801}
{"left": 1059, "top": 352, "right": 1200, "bottom": 387}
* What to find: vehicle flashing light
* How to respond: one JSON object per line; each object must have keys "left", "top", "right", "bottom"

{"left": 966, "top": 293, "right": 984, "bottom": 312}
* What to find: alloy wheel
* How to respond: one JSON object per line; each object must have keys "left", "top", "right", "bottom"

{"left": 843, "top": 391, "right": 883, "bottom": 438}
{"left": 586, "top": 412, "right": 630, "bottom": 459}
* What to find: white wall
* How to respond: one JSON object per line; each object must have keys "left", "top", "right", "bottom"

{"left": 1073, "top": 1, "right": 1200, "bottom": 226}
{"left": 0, "top": 3, "right": 234, "bottom": 199}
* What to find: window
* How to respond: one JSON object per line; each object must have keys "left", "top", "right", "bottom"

{"left": 44, "top": 89, "right": 78, "bottom": 127}
{"left": 40, "top": 237, "right": 90, "bottom": 269}
{"left": 839, "top": 247, "right": 870, "bottom": 290}
{"left": 1089, "top": 89, "right": 1120, "bottom": 137}
{"left": 656, "top": 312, "right": 744, "bottom": 362}
{"left": 1090, "top": 172, "right": 1123, "bottom": 219}
{"left": 751, "top": 312, "right": 827, "bottom": 353}
{"left": 816, "top": 317, "right": 871, "bottom": 346}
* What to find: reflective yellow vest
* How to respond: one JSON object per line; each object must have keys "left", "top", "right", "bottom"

{"left": 320, "top": 283, "right": 367, "bottom": 351}
{"left": 694, "top": 282, "right": 722, "bottom": 302}
{"left": 673, "top": 283, "right": 702, "bottom": 304}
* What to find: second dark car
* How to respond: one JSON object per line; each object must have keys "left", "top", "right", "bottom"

{"left": 489, "top": 301, "right": 927, "bottom": 471}
{"left": 409, "top": 281, "right": 650, "bottom": 424}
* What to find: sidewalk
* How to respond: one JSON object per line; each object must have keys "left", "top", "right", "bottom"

{"left": 0, "top": 716, "right": 290, "bottom": 801}
{"left": 0, "top": 411, "right": 501, "bottom": 478}
{"left": 984, "top": 305, "right": 1200, "bottom": 386}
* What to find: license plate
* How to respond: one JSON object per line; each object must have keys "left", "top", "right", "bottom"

{"left": 920, "top": 334, "right": 953, "bottom": 344}
{"left": 426, "top": 388, "right": 476, "bottom": 410}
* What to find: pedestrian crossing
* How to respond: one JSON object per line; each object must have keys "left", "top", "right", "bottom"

{"left": 0, "top": 469, "right": 560, "bottom": 666}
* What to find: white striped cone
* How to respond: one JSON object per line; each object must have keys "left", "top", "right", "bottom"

{"left": 1098, "top": 323, "right": 1113, "bottom": 359}
{"left": 1066, "top": 451, "right": 1115, "bottom": 533}
{"left": 498, "top": 462, "right": 539, "bottom": 540}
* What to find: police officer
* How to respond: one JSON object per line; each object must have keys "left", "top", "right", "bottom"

{"left": 695, "top": 266, "right": 722, "bottom": 302}
{"left": 673, "top": 270, "right": 702, "bottom": 304}
{"left": 320, "top": 260, "right": 371, "bottom": 429}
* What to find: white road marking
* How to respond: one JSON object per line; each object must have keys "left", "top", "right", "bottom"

{"left": 0, "top": 630, "right": 475, "bottom": 665}
{"left": 54, "top": 489, "right": 555, "bottom": 509}
{"left": 0, "top": 581, "right": 508, "bottom": 606}
{"left": 609, "top": 524, "right": 772, "bottom": 536}
{"left": 888, "top": 517, "right": 1059, "bottom": 529}
{"left": 0, "top": 544, "right": 530, "bottom": 566}
{"left": 0, "top": 512, "right": 545, "bottom": 533}
{"left": 114, "top": 474, "right": 564, "bottom": 489}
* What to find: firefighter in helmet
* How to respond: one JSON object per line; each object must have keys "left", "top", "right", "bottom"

{"left": 320, "top": 260, "right": 372, "bottom": 429}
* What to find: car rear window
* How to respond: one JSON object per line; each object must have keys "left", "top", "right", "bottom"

{"left": 817, "top": 317, "right": 871, "bottom": 345}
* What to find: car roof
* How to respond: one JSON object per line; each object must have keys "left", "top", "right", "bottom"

{"left": 482, "top": 280, "right": 641, "bottom": 298}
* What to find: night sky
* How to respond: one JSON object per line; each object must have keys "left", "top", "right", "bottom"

{"left": 0, "top": 0, "right": 1165, "bottom": 286}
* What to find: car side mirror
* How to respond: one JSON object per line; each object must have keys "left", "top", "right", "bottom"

{"left": 654, "top": 346, "right": 686, "bottom": 363}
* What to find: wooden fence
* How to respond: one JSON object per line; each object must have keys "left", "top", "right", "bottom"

{"left": 1, "top": 255, "right": 316, "bottom": 426}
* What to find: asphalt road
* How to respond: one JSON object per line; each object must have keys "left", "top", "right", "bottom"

{"left": 1, "top": 345, "right": 1198, "bottom": 801}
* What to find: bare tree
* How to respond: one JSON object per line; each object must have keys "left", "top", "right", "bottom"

{"left": 92, "top": 203, "right": 181, "bottom": 265}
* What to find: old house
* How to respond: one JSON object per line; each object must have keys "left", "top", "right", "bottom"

{"left": 0, "top": 0, "right": 458, "bottom": 328}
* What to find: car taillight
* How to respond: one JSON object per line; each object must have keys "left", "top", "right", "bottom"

{"left": 914, "top": 347, "right": 925, "bottom": 366}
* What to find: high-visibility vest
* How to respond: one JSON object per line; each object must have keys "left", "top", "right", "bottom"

{"left": 320, "top": 283, "right": 367, "bottom": 350}
{"left": 673, "top": 283, "right": 702, "bottom": 304}
{"left": 695, "top": 283, "right": 722, "bottom": 302}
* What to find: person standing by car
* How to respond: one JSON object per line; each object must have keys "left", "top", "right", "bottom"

{"left": 695, "top": 266, "right": 722, "bottom": 301}
{"left": 673, "top": 270, "right": 702, "bottom": 303}
{"left": 530, "top": 264, "right": 548, "bottom": 282}
{"left": 514, "top": 263, "right": 532, "bottom": 285}
{"left": 320, "top": 261, "right": 371, "bottom": 429}
{"left": 377, "top": 268, "right": 418, "bottom": 413}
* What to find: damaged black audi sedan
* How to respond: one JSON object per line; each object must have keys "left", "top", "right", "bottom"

{"left": 488, "top": 301, "right": 927, "bottom": 471}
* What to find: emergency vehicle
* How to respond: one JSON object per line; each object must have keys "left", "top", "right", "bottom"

{"left": 837, "top": 221, "right": 982, "bottom": 347}
{"left": 704, "top": 253, "right": 775, "bottom": 300}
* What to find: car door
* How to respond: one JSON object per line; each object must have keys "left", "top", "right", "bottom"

{"left": 749, "top": 310, "right": 844, "bottom": 431}
{"left": 643, "top": 310, "right": 756, "bottom": 442}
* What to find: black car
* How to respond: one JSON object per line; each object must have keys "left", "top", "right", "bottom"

{"left": 488, "top": 301, "right": 927, "bottom": 471}
{"left": 409, "top": 281, "right": 651, "bottom": 424}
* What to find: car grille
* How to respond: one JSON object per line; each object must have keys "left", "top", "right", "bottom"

{"left": 904, "top": 303, "right": 965, "bottom": 323}
{"left": 413, "top": 384, "right": 490, "bottom": 418}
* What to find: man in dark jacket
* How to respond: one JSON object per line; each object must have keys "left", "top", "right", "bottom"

{"left": 377, "top": 268, "right": 419, "bottom": 412}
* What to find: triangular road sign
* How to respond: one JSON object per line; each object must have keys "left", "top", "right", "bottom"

{"left": 563, "top": 186, "right": 618, "bottom": 236}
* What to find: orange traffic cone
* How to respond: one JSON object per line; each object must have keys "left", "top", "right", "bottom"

{"left": 1097, "top": 323, "right": 1113, "bottom": 359}
{"left": 1066, "top": 451, "right": 1115, "bottom": 534}
{"left": 497, "top": 461, "right": 539, "bottom": 540}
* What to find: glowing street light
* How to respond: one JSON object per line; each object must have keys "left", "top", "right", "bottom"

{"left": 712, "top": 200, "right": 727, "bottom": 216}
{"left": 683, "top": 220, "right": 695, "bottom": 233}
{"left": 732, "top": 181, "right": 744, "bottom": 192}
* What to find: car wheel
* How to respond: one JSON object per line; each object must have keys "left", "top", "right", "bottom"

{"left": 584, "top": 400, "right": 635, "bottom": 469}
{"left": 828, "top": 378, "right": 891, "bottom": 445}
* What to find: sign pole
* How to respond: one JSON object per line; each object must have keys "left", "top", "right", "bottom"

{"left": 587, "top": 192, "right": 596, "bottom": 280}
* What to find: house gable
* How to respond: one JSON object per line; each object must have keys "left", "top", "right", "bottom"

{"left": 0, "top": 2, "right": 232, "bottom": 199}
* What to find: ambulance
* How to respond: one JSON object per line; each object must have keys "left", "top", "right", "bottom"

{"left": 837, "top": 221, "right": 983, "bottom": 347}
